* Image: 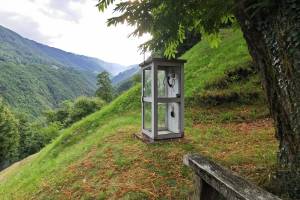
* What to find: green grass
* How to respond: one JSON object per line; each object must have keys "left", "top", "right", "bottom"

{"left": 0, "top": 29, "right": 278, "bottom": 199}
{"left": 182, "top": 29, "right": 251, "bottom": 97}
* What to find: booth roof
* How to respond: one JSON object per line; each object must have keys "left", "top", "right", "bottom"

{"left": 139, "top": 57, "right": 187, "bottom": 68}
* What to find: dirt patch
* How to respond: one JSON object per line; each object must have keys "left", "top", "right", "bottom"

{"left": 193, "top": 118, "right": 274, "bottom": 134}
{"left": 222, "top": 118, "right": 274, "bottom": 134}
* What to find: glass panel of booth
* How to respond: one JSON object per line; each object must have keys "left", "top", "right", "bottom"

{"left": 143, "top": 67, "right": 152, "bottom": 98}
{"left": 157, "top": 102, "right": 180, "bottom": 134}
{"left": 157, "top": 70, "right": 166, "bottom": 97}
{"left": 158, "top": 103, "right": 167, "bottom": 129}
{"left": 143, "top": 102, "right": 152, "bottom": 132}
{"left": 157, "top": 66, "right": 180, "bottom": 98}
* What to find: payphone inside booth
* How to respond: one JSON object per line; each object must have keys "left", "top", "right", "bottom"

{"left": 140, "top": 57, "right": 186, "bottom": 141}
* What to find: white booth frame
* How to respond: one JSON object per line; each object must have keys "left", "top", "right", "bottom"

{"left": 140, "top": 58, "right": 185, "bottom": 141}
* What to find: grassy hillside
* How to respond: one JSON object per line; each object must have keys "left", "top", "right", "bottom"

{"left": 0, "top": 29, "right": 278, "bottom": 199}
{"left": 182, "top": 30, "right": 262, "bottom": 104}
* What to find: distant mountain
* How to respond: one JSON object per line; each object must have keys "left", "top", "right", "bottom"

{"left": 99, "top": 61, "right": 126, "bottom": 76}
{"left": 112, "top": 64, "right": 139, "bottom": 85}
{"left": 0, "top": 25, "right": 125, "bottom": 116}
{"left": 36, "top": 43, "right": 126, "bottom": 76}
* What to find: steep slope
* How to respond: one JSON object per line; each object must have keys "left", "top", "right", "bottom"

{"left": 0, "top": 61, "right": 94, "bottom": 116}
{"left": 0, "top": 25, "right": 125, "bottom": 116}
{"left": 0, "top": 30, "right": 277, "bottom": 199}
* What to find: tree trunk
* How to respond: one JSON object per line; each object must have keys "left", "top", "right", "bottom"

{"left": 234, "top": 0, "right": 300, "bottom": 198}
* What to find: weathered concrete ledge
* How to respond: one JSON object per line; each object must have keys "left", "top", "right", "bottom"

{"left": 183, "top": 154, "right": 281, "bottom": 200}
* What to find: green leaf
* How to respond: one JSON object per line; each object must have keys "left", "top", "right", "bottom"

{"left": 205, "top": 33, "right": 222, "bottom": 48}
{"left": 97, "top": 0, "right": 116, "bottom": 12}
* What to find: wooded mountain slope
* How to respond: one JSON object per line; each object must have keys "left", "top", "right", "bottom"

{"left": 112, "top": 64, "right": 139, "bottom": 85}
{"left": 0, "top": 25, "right": 123, "bottom": 116}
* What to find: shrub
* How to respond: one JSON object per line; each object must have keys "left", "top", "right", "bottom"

{"left": 45, "top": 97, "right": 105, "bottom": 127}
{"left": 0, "top": 99, "right": 19, "bottom": 169}
{"left": 67, "top": 96, "right": 105, "bottom": 125}
{"left": 19, "top": 121, "right": 61, "bottom": 158}
{"left": 44, "top": 100, "right": 73, "bottom": 125}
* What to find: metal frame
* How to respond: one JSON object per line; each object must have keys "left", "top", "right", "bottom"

{"left": 140, "top": 58, "right": 186, "bottom": 141}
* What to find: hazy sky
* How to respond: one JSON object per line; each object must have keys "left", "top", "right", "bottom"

{"left": 0, "top": 0, "right": 150, "bottom": 66}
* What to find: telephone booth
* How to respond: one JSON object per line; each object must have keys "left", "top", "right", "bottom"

{"left": 140, "top": 57, "right": 186, "bottom": 141}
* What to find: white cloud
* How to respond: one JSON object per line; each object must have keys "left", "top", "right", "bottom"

{"left": 0, "top": 0, "right": 151, "bottom": 66}
{"left": 0, "top": 11, "right": 53, "bottom": 42}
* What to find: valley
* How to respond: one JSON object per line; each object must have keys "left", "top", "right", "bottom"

{"left": 0, "top": 25, "right": 130, "bottom": 117}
